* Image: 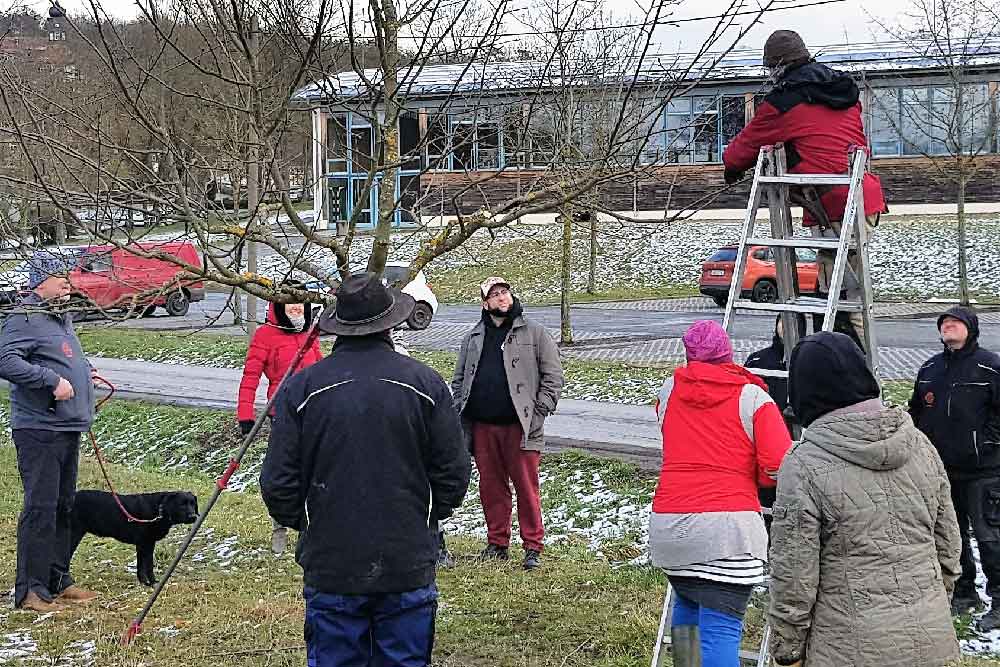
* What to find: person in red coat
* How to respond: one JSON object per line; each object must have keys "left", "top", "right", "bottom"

{"left": 649, "top": 320, "right": 792, "bottom": 666}
{"left": 723, "top": 30, "right": 888, "bottom": 347}
{"left": 237, "top": 298, "right": 322, "bottom": 554}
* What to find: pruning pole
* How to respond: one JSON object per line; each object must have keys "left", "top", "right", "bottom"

{"left": 122, "top": 316, "right": 323, "bottom": 646}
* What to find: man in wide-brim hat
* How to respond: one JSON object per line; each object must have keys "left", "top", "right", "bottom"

{"left": 260, "top": 272, "right": 470, "bottom": 666}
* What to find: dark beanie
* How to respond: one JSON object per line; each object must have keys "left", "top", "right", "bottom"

{"left": 763, "top": 30, "right": 811, "bottom": 68}
{"left": 789, "top": 331, "right": 880, "bottom": 428}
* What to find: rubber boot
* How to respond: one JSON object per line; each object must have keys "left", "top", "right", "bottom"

{"left": 670, "top": 624, "right": 702, "bottom": 667}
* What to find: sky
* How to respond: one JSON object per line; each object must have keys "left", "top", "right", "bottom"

{"left": 30, "top": 0, "right": 919, "bottom": 54}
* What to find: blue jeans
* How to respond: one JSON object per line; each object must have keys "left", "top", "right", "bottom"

{"left": 304, "top": 584, "right": 437, "bottom": 667}
{"left": 671, "top": 592, "right": 744, "bottom": 667}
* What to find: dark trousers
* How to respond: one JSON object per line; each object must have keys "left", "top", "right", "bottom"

{"left": 14, "top": 428, "right": 81, "bottom": 606}
{"left": 304, "top": 584, "right": 437, "bottom": 667}
{"left": 951, "top": 476, "right": 1000, "bottom": 599}
{"left": 472, "top": 422, "right": 544, "bottom": 552}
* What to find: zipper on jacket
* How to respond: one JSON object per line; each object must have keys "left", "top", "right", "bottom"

{"left": 974, "top": 430, "right": 981, "bottom": 463}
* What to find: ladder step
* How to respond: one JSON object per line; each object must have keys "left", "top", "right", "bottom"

{"left": 757, "top": 175, "right": 853, "bottom": 186}
{"left": 745, "top": 237, "right": 845, "bottom": 250}
{"left": 733, "top": 298, "right": 863, "bottom": 314}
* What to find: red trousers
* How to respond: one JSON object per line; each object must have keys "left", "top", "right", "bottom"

{"left": 472, "top": 422, "right": 544, "bottom": 552}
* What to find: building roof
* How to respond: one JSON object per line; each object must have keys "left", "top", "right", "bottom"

{"left": 296, "top": 39, "right": 1000, "bottom": 103}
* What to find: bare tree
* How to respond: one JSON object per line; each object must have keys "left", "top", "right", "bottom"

{"left": 870, "top": 0, "right": 1000, "bottom": 304}
{"left": 0, "top": 0, "right": 836, "bottom": 323}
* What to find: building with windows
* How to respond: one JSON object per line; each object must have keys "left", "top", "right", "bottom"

{"left": 299, "top": 42, "right": 1000, "bottom": 231}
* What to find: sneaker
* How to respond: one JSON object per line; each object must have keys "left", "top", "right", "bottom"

{"left": 478, "top": 544, "right": 509, "bottom": 561}
{"left": 57, "top": 585, "right": 98, "bottom": 604}
{"left": 17, "top": 592, "right": 65, "bottom": 613}
{"left": 271, "top": 527, "right": 288, "bottom": 556}
{"left": 523, "top": 549, "right": 542, "bottom": 571}
{"left": 980, "top": 601, "right": 1000, "bottom": 632}
{"left": 951, "top": 590, "right": 985, "bottom": 616}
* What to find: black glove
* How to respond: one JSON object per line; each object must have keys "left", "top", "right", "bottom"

{"left": 239, "top": 420, "right": 255, "bottom": 437}
{"left": 724, "top": 169, "right": 745, "bottom": 185}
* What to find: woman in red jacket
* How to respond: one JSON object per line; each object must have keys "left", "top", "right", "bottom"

{"left": 237, "top": 298, "right": 323, "bottom": 554}
{"left": 649, "top": 320, "right": 791, "bottom": 667}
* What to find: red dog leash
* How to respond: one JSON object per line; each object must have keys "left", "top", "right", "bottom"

{"left": 88, "top": 375, "right": 161, "bottom": 524}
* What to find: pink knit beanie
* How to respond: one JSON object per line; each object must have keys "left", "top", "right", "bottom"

{"left": 682, "top": 320, "right": 734, "bottom": 364}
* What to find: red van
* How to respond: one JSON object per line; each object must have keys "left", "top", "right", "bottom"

{"left": 70, "top": 241, "right": 205, "bottom": 316}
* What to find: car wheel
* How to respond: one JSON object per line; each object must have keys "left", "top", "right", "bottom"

{"left": 407, "top": 302, "right": 433, "bottom": 330}
{"left": 752, "top": 279, "right": 778, "bottom": 303}
{"left": 165, "top": 290, "right": 190, "bottom": 316}
{"left": 712, "top": 295, "right": 728, "bottom": 308}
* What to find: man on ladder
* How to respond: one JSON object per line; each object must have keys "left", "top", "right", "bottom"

{"left": 651, "top": 30, "right": 889, "bottom": 667}
{"left": 722, "top": 29, "right": 888, "bottom": 347}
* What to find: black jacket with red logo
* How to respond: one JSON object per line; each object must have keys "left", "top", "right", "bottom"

{"left": 909, "top": 307, "right": 1000, "bottom": 476}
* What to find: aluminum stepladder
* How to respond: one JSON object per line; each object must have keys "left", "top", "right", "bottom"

{"left": 650, "top": 144, "right": 879, "bottom": 667}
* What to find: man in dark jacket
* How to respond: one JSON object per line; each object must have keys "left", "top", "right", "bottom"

{"left": 260, "top": 273, "right": 470, "bottom": 666}
{"left": 451, "top": 277, "right": 564, "bottom": 570}
{"left": 723, "top": 30, "right": 888, "bottom": 346}
{"left": 909, "top": 305, "right": 1000, "bottom": 629}
{"left": 1, "top": 251, "right": 98, "bottom": 613}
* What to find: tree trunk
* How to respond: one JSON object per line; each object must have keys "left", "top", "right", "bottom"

{"left": 958, "top": 171, "right": 970, "bottom": 306}
{"left": 560, "top": 210, "right": 573, "bottom": 344}
{"left": 587, "top": 213, "right": 597, "bottom": 294}
{"left": 366, "top": 0, "right": 400, "bottom": 277}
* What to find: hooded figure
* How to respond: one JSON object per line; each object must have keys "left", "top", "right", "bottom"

{"left": 909, "top": 305, "right": 1000, "bottom": 628}
{"left": 649, "top": 321, "right": 791, "bottom": 667}
{"left": 724, "top": 30, "right": 886, "bottom": 227}
{"left": 768, "top": 331, "right": 961, "bottom": 667}
{"left": 237, "top": 297, "right": 322, "bottom": 555}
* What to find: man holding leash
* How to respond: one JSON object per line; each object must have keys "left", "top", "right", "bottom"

{"left": 0, "top": 251, "right": 99, "bottom": 612}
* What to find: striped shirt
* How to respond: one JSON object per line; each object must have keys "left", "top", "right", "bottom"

{"left": 662, "top": 555, "right": 766, "bottom": 585}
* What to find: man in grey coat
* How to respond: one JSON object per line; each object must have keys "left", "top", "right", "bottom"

{"left": 769, "top": 331, "right": 961, "bottom": 667}
{"left": 2, "top": 251, "right": 98, "bottom": 612}
{"left": 451, "top": 277, "right": 563, "bottom": 570}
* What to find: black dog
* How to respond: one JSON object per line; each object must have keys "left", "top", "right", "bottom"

{"left": 71, "top": 490, "right": 198, "bottom": 586}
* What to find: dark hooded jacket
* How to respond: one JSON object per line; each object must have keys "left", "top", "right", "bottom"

{"left": 723, "top": 61, "right": 887, "bottom": 226}
{"left": 909, "top": 306, "right": 1000, "bottom": 476}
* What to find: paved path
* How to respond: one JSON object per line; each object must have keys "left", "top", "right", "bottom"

{"left": 79, "top": 295, "right": 999, "bottom": 379}
{"left": 78, "top": 358, "right": 663, "bottom": 460}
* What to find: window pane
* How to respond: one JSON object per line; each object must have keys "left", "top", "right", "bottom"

{"left": 398, "top": 174, "right": 421, "bottom": 224}
{"left": 868, "top": 89, "right": 900, "bottom": 156}
{"left": 351, "top": 125, "right": 373, "bottom": 171}
{"left": 326, "top": 177, "right": 348, "bottom": 223}
{"left": 666, "top": 98, "right": 692, "bottom": 163}
{"left": 326, "top": 115, "right": 347, "bottom": 173}
{"left": 720, "top": 96, "right": 746, "bottom": 153}
{"left": 452, "top": 121, "right": 475, "bottom": 171}
{"left": 426, "top": 115, "right": 449, "bottom": 170}
{"left": 708, "top": 248, "right": 737, "bottom": 262}
{"left": 795, "top": 248, "right": 817, "bottom": 263}
{"left": 399, "top": 111, "right": 421, "bottom": 170}
{"left": 693, "top": 96, "right": 720, "bottom": 163}
{"left": 527, "top": 107, "right": 556, "bottom": 168}
{"left": 502, "top": 107, "right": 525, "bottom": 167}
{"left": 478, "top": 123, "right": 500, "bottom": 169}
{"left": 900, "top": 87, "right": 930, "bottom": 155}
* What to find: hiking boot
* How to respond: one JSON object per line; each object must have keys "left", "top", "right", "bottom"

{"left": 952, "top": 589, "right": 985, "bottom": 616}
{"left": 980, "top": 601, "right": 1000, "bottom": 632}
{"left": 17, "top": 591, "right": 65, "bottom": 613}
{"left": 57, "top": 585, "right": 98, "bottom": 604}
{"left": 436, "top": 531, "right": 455, "bottom": 569}
{"left": 271, "top": 527, "right": 288, "bottom": 556}
{"left": 478, "top": 544, "right": 509, "bottom": 561}
{"left": 523, "top": 549, "right": 542, "bottom": 571}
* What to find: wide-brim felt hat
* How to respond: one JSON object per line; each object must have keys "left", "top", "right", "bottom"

{"left": 318, "top": 271, "right": 415, "bottom": 336}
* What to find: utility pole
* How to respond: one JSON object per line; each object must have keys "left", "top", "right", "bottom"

{"left": 245, "top": 14, "right": 259, "bottom": 339}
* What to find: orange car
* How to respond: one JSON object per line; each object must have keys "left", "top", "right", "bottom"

{"left": 699, "top": 245, "right": 819, "bottom": 307}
